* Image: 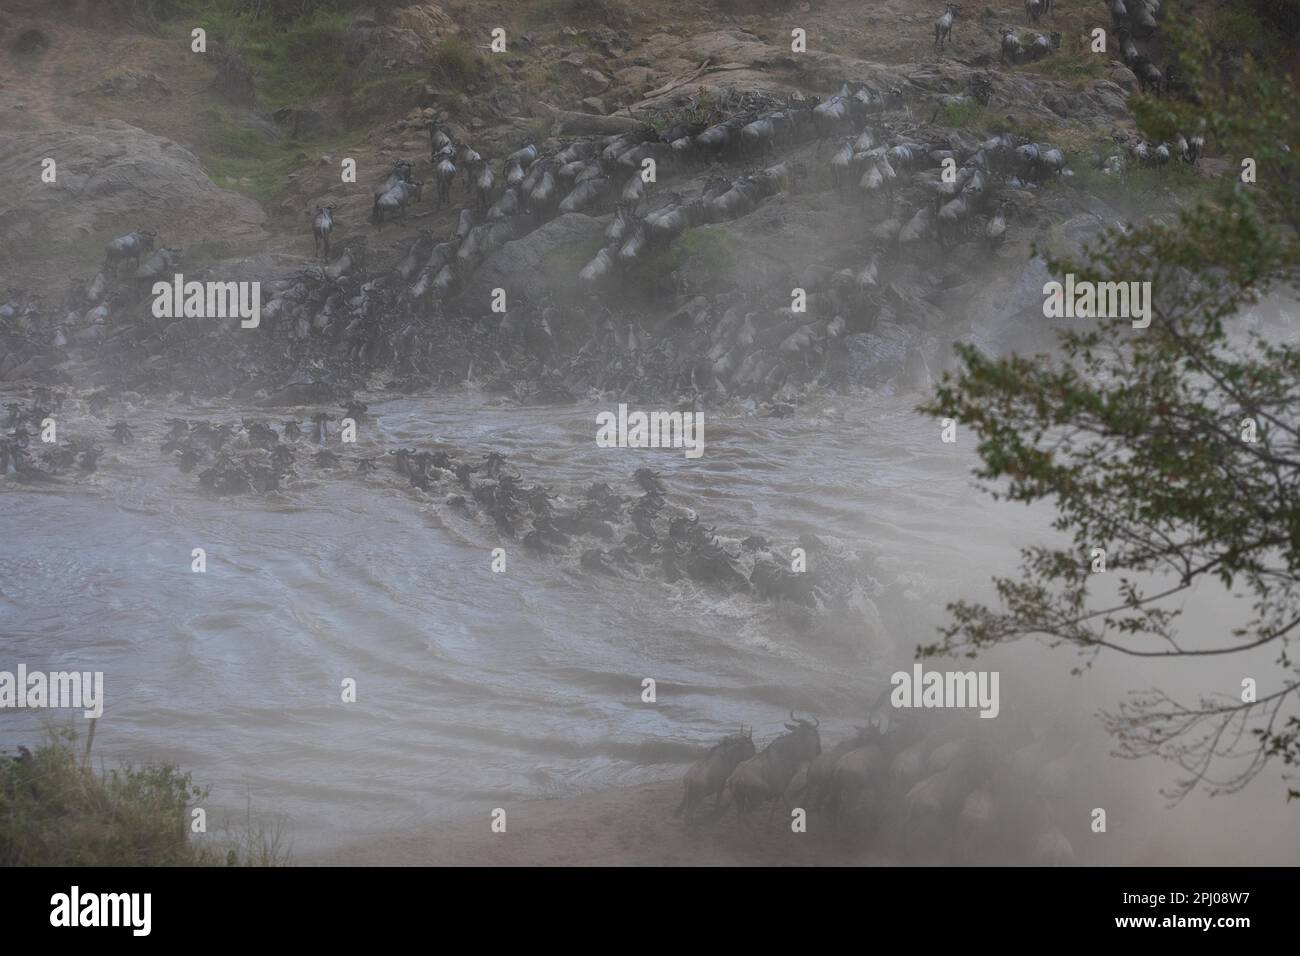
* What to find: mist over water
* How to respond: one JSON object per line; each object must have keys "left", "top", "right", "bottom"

{"left": 3, "top": 383, "right": 1295, "bottom": 863}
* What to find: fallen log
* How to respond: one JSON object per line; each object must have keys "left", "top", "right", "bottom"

{"left": 534, "top": 103, "right": 644, "bottom": 136}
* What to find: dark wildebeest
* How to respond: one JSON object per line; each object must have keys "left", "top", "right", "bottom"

{"left": 430, "top": 124, "right": 452, "bottom": 162}
{"left": 716, "top": 713, "right": 822, "bottom": 826}
{"left": 373, "top": 180, "right": 423, "bottom": 227}
{"left": 934, "top": 4, "right": 958, "bottom": 51}
{"left": 312, "top": 204, "right": 335, "bottom": 260}
{"left": 473, "top": 162, "right": 496, "bottom": 215}
{"left": 456, "top": 144, "right": 483, "bottom": 194}
{"left": 674, "top": 728, "right": 756, "bottom": 824}
{"left": 104, "top": 229, "right": 157, "bottom": 272}
{"left": 824, "top": 738, "right": 890, "bottom": 826}
{"left": 434, "top": 157, "right": 457, "bottom": 206}
{"left": 1000, "top": 27, "right": 1022, "bottom": 64}
{"left": 796, "top": 725, "right": 880, "bottom": 812}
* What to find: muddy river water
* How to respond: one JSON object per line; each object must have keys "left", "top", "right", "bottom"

{"left": 2, "top": 386, "right": 1297, "bottom": 862}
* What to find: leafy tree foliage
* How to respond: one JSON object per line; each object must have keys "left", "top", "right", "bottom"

{"left": 921, "top": 10, "right": 1300, "bottom": 801}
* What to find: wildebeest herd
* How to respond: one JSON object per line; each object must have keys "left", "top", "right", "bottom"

{"left": 5, "top": 0, "right": 1204, "bottom": 436}
{"left": 675, "top": 704, "right": 1081, "bottom": 865}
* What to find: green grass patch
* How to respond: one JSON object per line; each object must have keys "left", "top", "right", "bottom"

{"left": 0, "top": 730, "right": 287, "bottom": 866}
{"left": 1019, "top": 52, "right": 1107, "bottom": 85}
{"left": 430, "top": 36, "right": 488, "bottom": 90}
{"left": 1069, "top": 156, "right": 1217, "bottom": 209}
{"left": 173, "top": 1, "right": 350, "bottom": 110}
{"left": 345, "top": 70, "right": 428, "bottom": 126}
{"left": 655, "top": 226, "right": 741, "bottom": 275}
{"left": 987, "top": 113, "right": 1056, "bottom": 144}
{"left": 933, "top": 100, "right": 989, "bottom": 130}
{"left": 191, "top": 107, "right": 325, "bottom": 207}
{"left": 542, "top": 235, "right": 607, "bottom": 279}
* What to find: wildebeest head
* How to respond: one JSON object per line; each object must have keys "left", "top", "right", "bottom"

{"left": 783, "top": 711, "right": 822, "bottom": 760}
{"left": 718, "top": 727, "right": 757, "bottom": 761}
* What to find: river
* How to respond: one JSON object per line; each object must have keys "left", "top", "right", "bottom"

{"left": 3, "top": 384, "right": 1297, "bottom": 863}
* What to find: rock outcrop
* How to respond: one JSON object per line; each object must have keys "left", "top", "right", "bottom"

{"left": 0, "top": 121, "right": 268, "bottom": 274}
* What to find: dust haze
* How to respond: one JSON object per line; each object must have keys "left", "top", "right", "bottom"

{"left": 0, "top": 0, "right": 1296, "bottom": 867}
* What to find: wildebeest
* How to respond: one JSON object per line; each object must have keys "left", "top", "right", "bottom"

{"left": 1027, "top": 31, "right": 1057, "bottom": 61}
{"left": 937, "top": 192, "right": 973, "bottom": 245}
{"left": 104, "top": 229, "right": 157, "bottom": 272}
{"left": 506, "top": 143, "right": 538, "bottom": 168}
{"left": 579, "top": 244, "right": 618, "bottom": 291}
{"left": 373, "top": 179, "right": 423, "bottom": 226}
{"left": 501, "top": 161, "right": 523, "bottom": 195}
{"left": 1117, "top": 26, "right": 1139, "bottom": 65}
{"left": 1000, "top": 27, "right": 1023, "bottom": 64}
{"left": 430, "top": 124, "right": 452, "bottom": 161}
{"left": 716, "top": 713, "right": 822, "bottom": 825}
{"left": 644, "top": 201, "right": 700, "bottom": 244}
{"left": 695, "top": 121, "right": 738, "bottom": 162}
{"left": 824, "top": 737, "right": 892, "bottom": 826}
{"left": 621, "top": 173, "right": 645, "bottom": 208}
{"left": 934, "top": 4, "right": 958, "bottom": 51}
{"left": 456, "top": 144, "right": 483, "bottom": 193}
{"left": 1016, "top": 142, "right": 1065, "bottom": 181}
{"left": 617, "top": 223, "right": 647, "bottom": 267}
{"left": 829, "top": 139, "right": 855, "bottom": 192}
{"left": 1133, "top": 57, "right": 1164, "bottom": 94}
{"left": 474, "top": 163, "right": 496, "bottom": 215}
{"left": 1130, "top": 0, "right": 1159, "bottom": 38}
{"left": 487, "top": 187, "right": 520, "bottom": 221}
{"left": 394, "top": 228, "right": 434, "bottom": 281}
{"left": 674, "top": 728, "right": 756, "bottom": 823}
{"left": 528, "top": 169, "right": 558, "bottom": 216}
{"left": 740, "top": 117, "right": 777, "bottom": 157}
{"left": 371, "top": 161, "right": 413, "bottom": 216}
{"left": 606, "top": 203, "right": 631, "bottom": 244}
{"left": 986, "top": 199, "right": 1009, "bottom": 250}
{"left": 1025, "top": 0, "right": 1042, "bottom": 25}
{"left": 812, "top": 91, "right": 851, "bottom": 140}
{"left": 132, "top": 246, "right": 179, "bottom": 282}
{"left": 312, "top": 204, "right": 335, "bottom": 259}
{"left": 434, "top": 158, "right": 457, "bottom": 206}
{"left": 795, "top": 725, "right": 878, "bottom": 812}
{"left": 706, "top": 177, "right": 766, "bottom": 222}
{"left": 558, "top": 177, "right": 608, "bottom": 214}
